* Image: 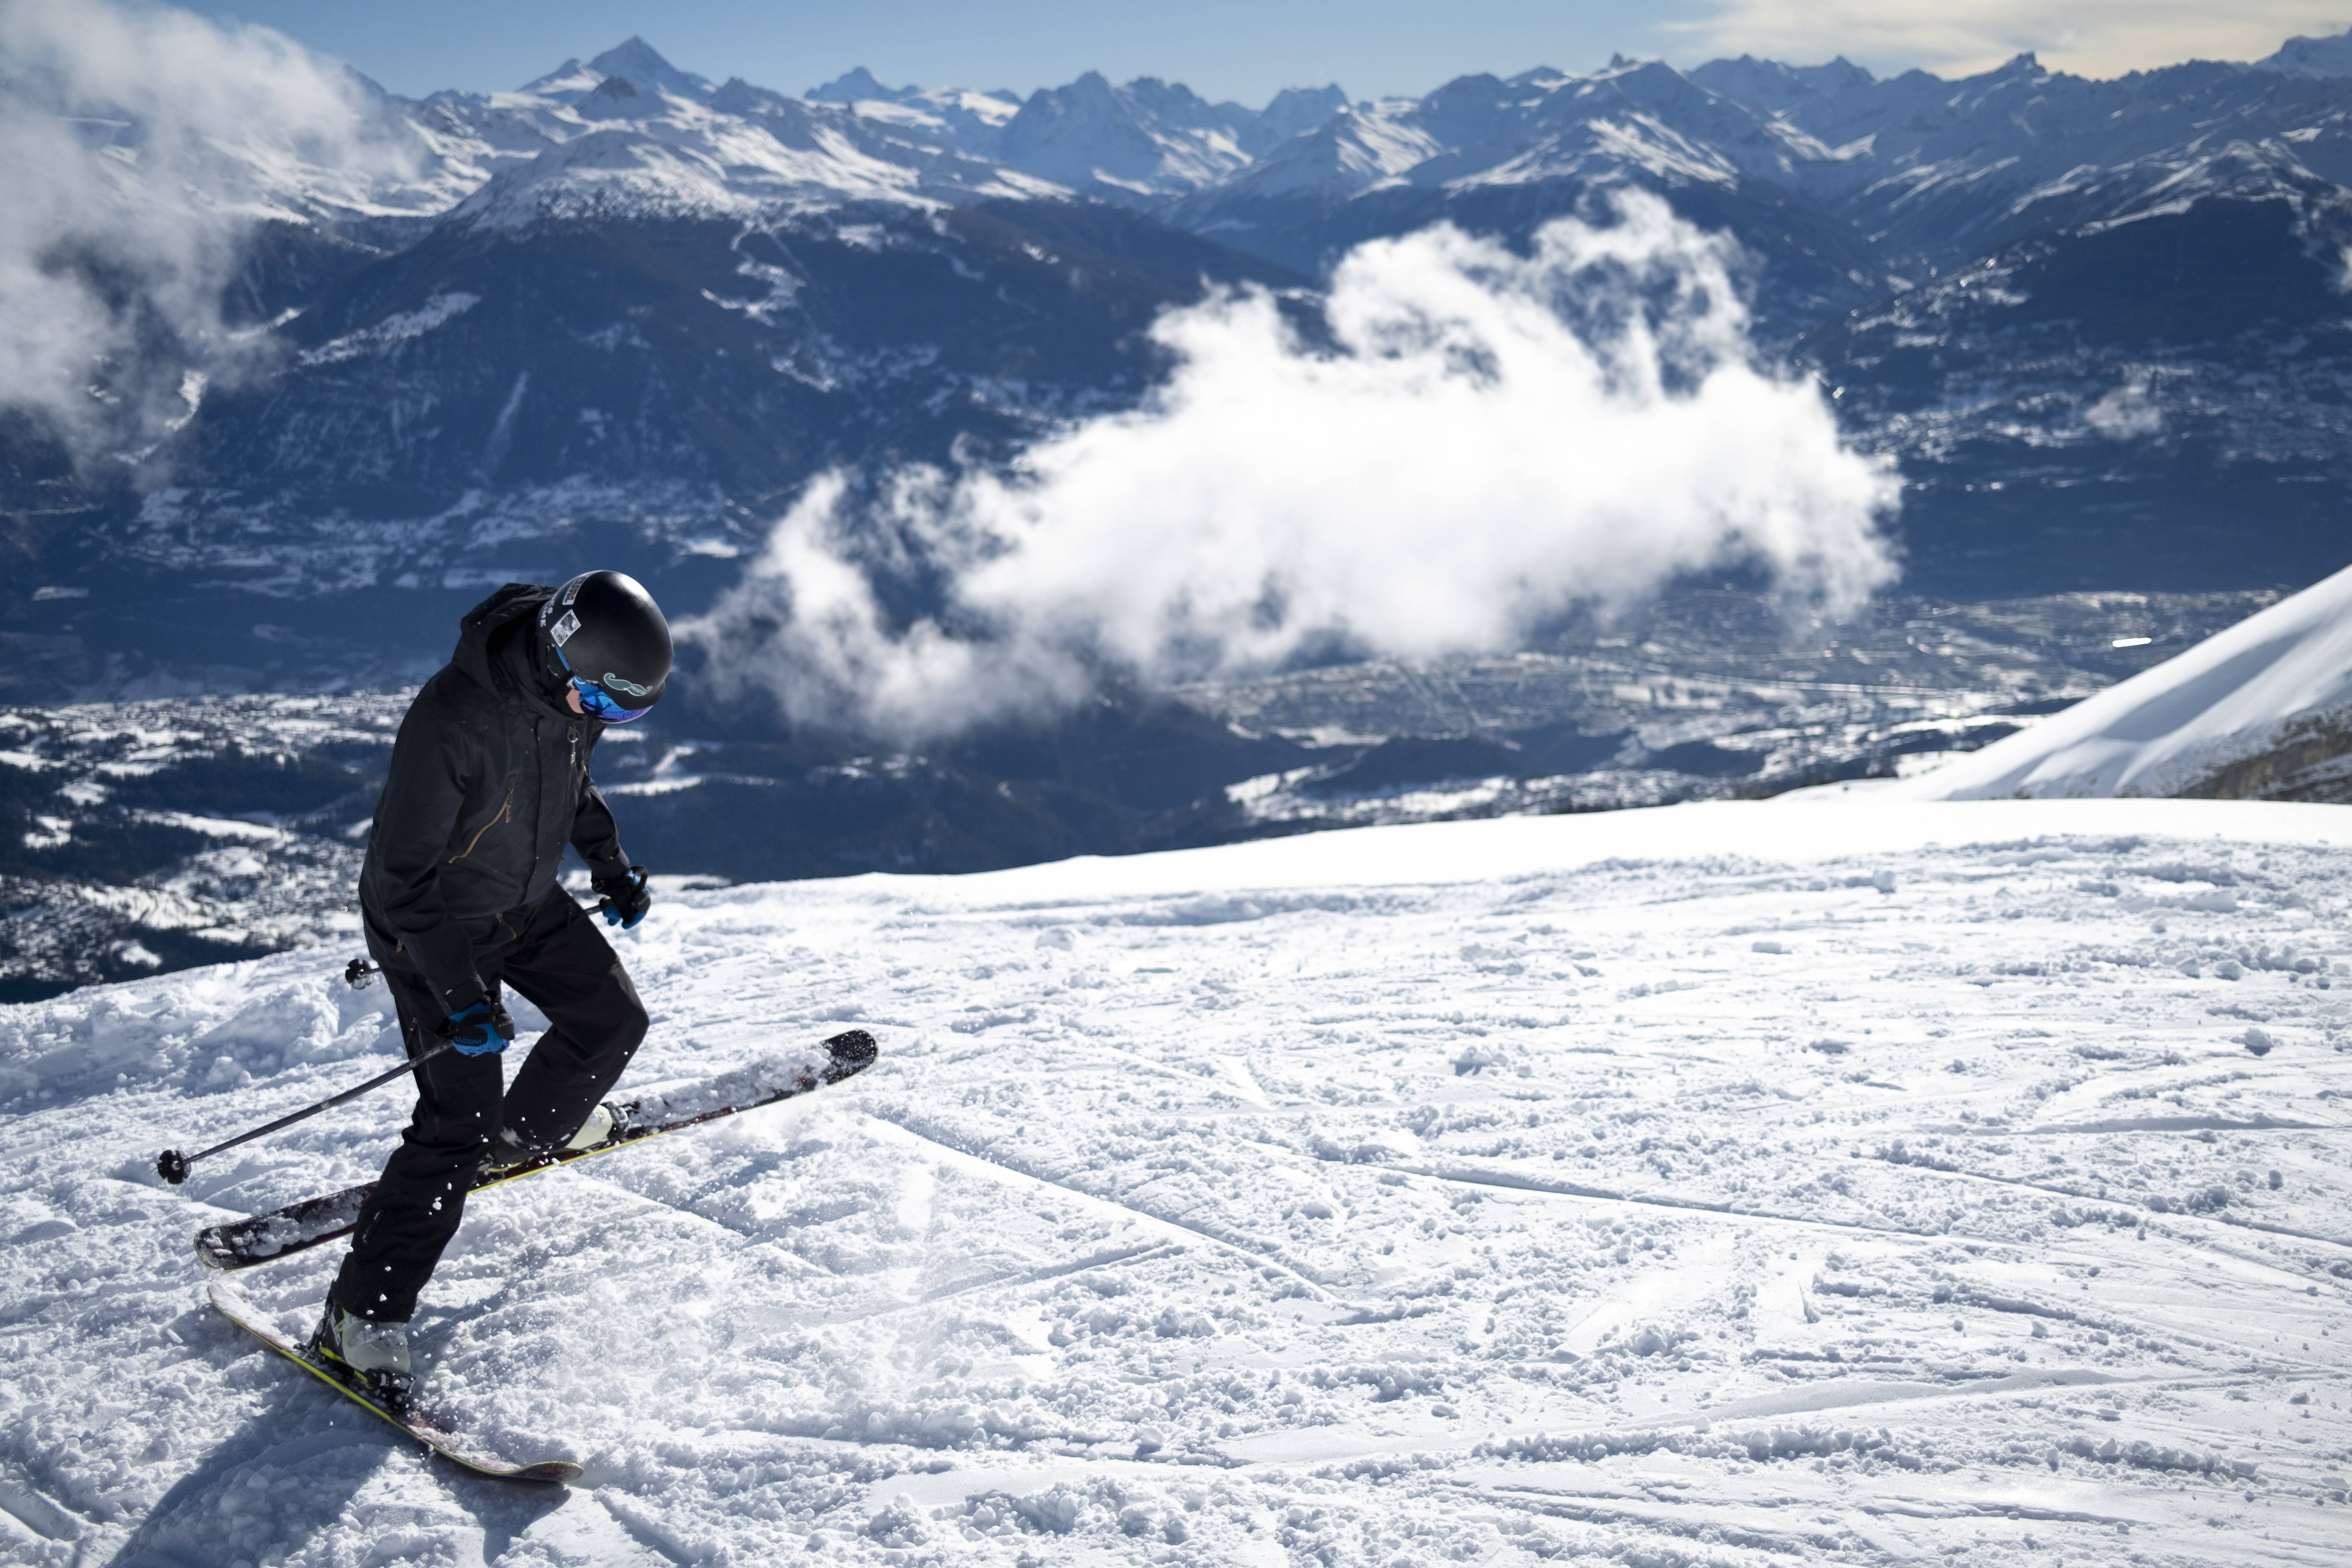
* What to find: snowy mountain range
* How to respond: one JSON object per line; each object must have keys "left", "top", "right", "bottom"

{"left": 10, "top": 29, "right": 2352, "bottom": 695}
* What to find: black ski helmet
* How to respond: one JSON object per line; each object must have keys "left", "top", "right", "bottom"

{"left": 537, "top": 570, "right": 672, "bottom": 712}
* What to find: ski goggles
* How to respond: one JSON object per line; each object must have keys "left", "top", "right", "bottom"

{"left": 555, "top": 651, "right": 654, "bottom": 723}
{"left": 571, "top": 679, "right": 652, "bottom": 723}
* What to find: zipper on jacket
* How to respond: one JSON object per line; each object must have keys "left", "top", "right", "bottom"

{"left": 446, "top": 791, "right": 512, "bottom": 864}
{"left": 527, "top": 715, "right": 543, "bottom": 891}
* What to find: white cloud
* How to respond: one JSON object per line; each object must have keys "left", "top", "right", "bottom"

{"left": 687, "top": 192, "right": 1901, "bottom": 742}
{"left": 2085, "top": 379, "right": 2164, "bottom": 439}
{"left": 0, "top": 0, "right": 395, "bottom": 455}
{"left": 1671, "top": 0, "right": 2350, "bottom": 80}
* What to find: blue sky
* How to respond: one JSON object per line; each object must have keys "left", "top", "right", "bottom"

{"left": 204, "top": 0, "right": 1716, "bottom": 104}
{"left": 204, "top": 0, "right": 2342, "bottom": 106}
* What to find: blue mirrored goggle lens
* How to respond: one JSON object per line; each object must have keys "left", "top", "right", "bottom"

{"left": 570, "top": 676, "right": 651, "bottom": 723}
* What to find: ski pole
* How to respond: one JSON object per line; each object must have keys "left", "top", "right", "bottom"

{"left": 155, "top": 1039, "right": 457, "bottom": 1186}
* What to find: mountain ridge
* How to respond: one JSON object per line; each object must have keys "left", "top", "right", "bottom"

{"left": 9, "top": 29, "right": 2352, "bottom": 699}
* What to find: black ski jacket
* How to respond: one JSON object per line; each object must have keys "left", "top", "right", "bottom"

{"left": 360, "top": 584, "right": 633, "bottom": 1016}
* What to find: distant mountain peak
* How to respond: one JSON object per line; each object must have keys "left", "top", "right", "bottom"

{"left": 1261, "top": 84, "right": 1347, "bottom": 140}
{"left": 810, "top": 66, "right": 912, "bottom": 103}
{"left": 2258, "top": 26, "right": 2352, "bottom": 78}
{"left": 586, "top": 37, "right": 712, "bottom": 99}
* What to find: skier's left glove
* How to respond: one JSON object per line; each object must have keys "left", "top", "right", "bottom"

{"left": 594, "top": 865, "right": 652, "bottom": 929}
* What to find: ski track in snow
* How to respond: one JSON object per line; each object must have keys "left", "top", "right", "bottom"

{"left": 3, "top": 799, "right": 2350, "bottom": 1567}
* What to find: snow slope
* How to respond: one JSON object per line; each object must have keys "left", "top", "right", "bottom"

{"left": 1897, "top": 563, "right": 2352, "bottom": 801}
{"left": 5, "top": 798, "right": 2350, "bottom": 1565}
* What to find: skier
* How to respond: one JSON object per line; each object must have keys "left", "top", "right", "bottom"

{"left": 312, "top": 571, "right": 672, "bottom": 1409}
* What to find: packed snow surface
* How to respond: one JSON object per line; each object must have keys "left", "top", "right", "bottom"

{"left": 4, "top": 799, "right": 2351, "bottom": 1566}
{"left": 1897, "top": 563, "right": 2352, "bottom": 801}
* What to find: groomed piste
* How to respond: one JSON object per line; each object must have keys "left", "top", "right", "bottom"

{"left": 3, "top": 798, "right": 2349, "bottom": 1565}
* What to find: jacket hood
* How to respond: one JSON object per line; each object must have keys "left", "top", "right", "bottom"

{"left": 452, "top": 583, "right": 557, "bottom": 698}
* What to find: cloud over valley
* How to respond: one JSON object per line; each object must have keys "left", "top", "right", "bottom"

{"left": 0, "top": 0, "right": 403, "bottom": 456}
{"left": 687, "top": 194, "right": 1902, "bottom": 741}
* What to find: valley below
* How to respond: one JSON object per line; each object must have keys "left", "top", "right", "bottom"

{"left": 0, "top": 588, "right": 2289, "bottom": 1001}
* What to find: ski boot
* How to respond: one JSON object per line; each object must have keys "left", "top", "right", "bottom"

{"left": 566, "top": 1099, "right": 629, "bottom": 1151}
{"left": 479, "top": 1102, "right": 629, "bottom": 1181}
{"left": 310, "top": 1301, "right": 417, "bottom": 1413}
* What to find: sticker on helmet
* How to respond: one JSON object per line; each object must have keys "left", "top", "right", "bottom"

{"left": 562, "top": 576, "right": 585, "bottom": 606}
{"left": 603, "top": 672, "right": 651, "bottom": 698}
{"left": 549, "top": 611, "right": 581, "bottom": 647}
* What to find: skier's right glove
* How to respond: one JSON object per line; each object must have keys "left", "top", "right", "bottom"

{"left": 441, "top": 999, "right": 516, "bottom": 1056}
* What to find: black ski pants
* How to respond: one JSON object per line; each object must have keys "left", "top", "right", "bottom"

{"left": 332, "top": 886, "right": 647, "bottom": 1322}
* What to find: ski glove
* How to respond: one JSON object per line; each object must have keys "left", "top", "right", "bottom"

{"left": 594, "top": 864, "right": 652, "bottom": 930}
{"left": 441, "top": 999, "right": 517, "bottom": 1057}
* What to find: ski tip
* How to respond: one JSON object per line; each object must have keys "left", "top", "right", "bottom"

{"left": 509, "top": 1460, "right": 586, "bottom": 1484}
{"left": 824, "top": 1028, "right": 878, "bottom": 1070}
{"left": 204, "top": 1277, "right": 256, "bottom": 1320}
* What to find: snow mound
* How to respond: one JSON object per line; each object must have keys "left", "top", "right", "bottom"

{"left": 1895, "top": 563, "right": 2352, "bottom": 801}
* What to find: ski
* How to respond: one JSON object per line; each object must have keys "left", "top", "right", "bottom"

{"left": 195, "top": 1028, "right": 877, "bottom": 1273}
{"left": 206, "top": 1278, "right": 581, "bottom": 1483}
